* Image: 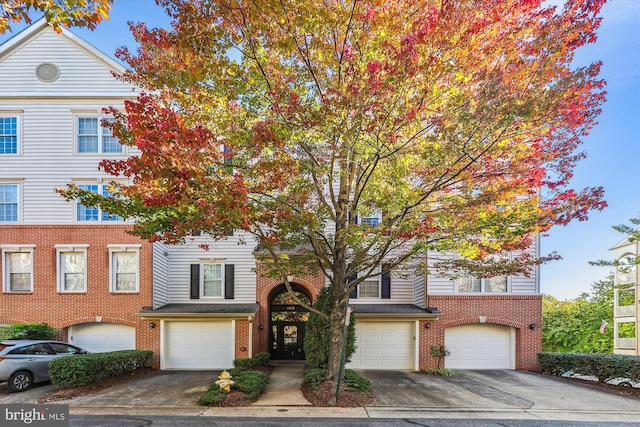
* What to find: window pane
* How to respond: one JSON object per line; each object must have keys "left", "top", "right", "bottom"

{"left": 78, "top": 118, "right": 99, "bottom": 152}
{"left": 486, "top": 276, "right": 507, "bottom": 292}
{"left": 62, "top": 252, "right": 85, "bottom": 291}
{"left": 360, "top": 279, "right": 379, "bottom": 297}
{"left": 77, "top": 185, "right": 99, "bottom": 221}
{"left": 114, "top": 252, "right": 137, "bottom": 291}
{"left": 101, "top": 186, "right": 121, "bottom": 221}
{"left": 101, "top": 119, "right": 122, "bottom": 153}
{"left": 203, "top": 264, "right": 222, "bottom": 297}
{"left": 0, "top": 184, "right": 18, "bottom": 222}
{"left": 459, "top": 276, "right": 481, "bottom": 292}
{"left": 617, "top": 256, "right": 637, "bottom": 285}
{"left": 360, "top": 217, "right": 379, "bottom": 226}
{"left": 0, "top": 117, "right": 17, "bottom": 154}
{"left": 9, "top": 252, "right": 31, "bottom": 291}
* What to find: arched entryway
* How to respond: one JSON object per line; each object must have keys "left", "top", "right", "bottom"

{"left": 269, "top": 285, "right": 311, "bottom": 360}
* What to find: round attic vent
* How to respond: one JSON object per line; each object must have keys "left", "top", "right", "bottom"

{"left": 36, "top": 63, "right": 60, "bottom": 82}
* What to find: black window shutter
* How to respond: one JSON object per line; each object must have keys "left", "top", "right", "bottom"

{"left": 348, "top": 273, "right": 358, "bottom": 298}
{"left": 225, "top": 264, "right": 235, "bottom": 299}
{"left": 190, "top": 264, "right": 200, "bottom": 299}
{"left": 381, "top": 264, "right": 391, "bottom": 299}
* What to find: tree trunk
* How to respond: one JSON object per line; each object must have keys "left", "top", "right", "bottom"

{"left": 325, "top": 285, "right": 349, "bottom": 381}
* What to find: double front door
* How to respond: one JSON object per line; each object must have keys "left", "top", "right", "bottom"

{"left": 271, "top": 321, "right": 305, "bottom": 360}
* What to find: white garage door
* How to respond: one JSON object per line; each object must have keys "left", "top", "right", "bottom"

{"left": 164, "top": 321, "right": 233, "bottom": 369}
{"left": 347, "top": 322, "right": 414, "bottom": 370}
{"left": 445, "top": 324, "right": 514, "bottom": 369}
{"left": 69, "top": 323, "right": 136, "bottom": 353}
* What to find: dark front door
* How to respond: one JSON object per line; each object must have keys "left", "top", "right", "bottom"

{"left": 271, "top": 321, "right": 305, "bottom": 360}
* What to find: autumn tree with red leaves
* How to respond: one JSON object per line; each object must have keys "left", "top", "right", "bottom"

{"left": 0, "top": 0, "right": 112, "bottom": 34}
{"left": 59, "top": 0, "right": 608, "bottom": 383}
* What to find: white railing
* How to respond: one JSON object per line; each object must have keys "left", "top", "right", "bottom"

{"left": 615, "top": 304, "right": 636, "bottom": 317}
{"left": 615, "top": 337, "right": 637, "bottom": 350}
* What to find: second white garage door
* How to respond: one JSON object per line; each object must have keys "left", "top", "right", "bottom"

{"left": 445, "top": 324, "right": 514, "bottom": 369}
{"left": 69, "top": 323, "right": 136, "bottom": 353}
{"left": 164, "top": 321, "right": 233, "bottom": 369}
{"left": 347, "top": 322, "right": 415, "bottom": 370}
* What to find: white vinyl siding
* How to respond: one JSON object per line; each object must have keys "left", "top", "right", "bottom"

{"left": 166, "top": 233, "right": 257, "bottom": 304}
{"left": 0, "top": 26, "right": 133, "bottom": 97}
{"left": 152, "top": 242, "right": 170, "bottom": 309}
{"left": 163, "top": 321, "right": 234, "bottom": 369}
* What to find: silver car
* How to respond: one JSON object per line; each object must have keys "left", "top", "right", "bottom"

{"left": 0, "top": 340, "right": 89, "bottom": 392}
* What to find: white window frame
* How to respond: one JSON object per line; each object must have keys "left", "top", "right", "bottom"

{"left": 0, "top": 182, "right": 20, "bottom": 223}
{"left": 616, "top": 254, "right": 637, "bottom": 286}
{"left": 0, "top": 114, "right": 20, "bottom": 155}
{"left": 200, "top": 258, "right": 226, "bottom": 298}
{"left": 75, "top": 115, "right": 123, "bottom": 155}
{"left": 55, "top": 245, "right": 89, "bottom": 293}
{"left": 108, "top": 245, "right": 141, "bottom": 293}
{"left": 2, "top": 245, "right": 35, "bottom": 293}
{"left": 457, "top": 275, "right": 510, "bottom": 293}
{"left": 358, "top": 275, "right": 380, "bottom": 298}
{"left": 75, "top": 182, "right": 122, "bottom": 222}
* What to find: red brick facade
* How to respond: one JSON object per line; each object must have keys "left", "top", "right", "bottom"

{"left": 0, "top": 224, "right": 155, "bottom": 358}
{"left": 421, "top": 295, "right": 543, "bottom": 371}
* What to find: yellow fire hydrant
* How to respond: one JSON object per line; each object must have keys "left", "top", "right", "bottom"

{"left": 215, "top": 370, "right": 234, "bottom": 392}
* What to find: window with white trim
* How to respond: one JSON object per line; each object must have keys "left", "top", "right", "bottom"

{"left": 76, "top": 184, "right": 121, "bottom": 221}
{"left": 77, "top": 117, "right": 122, "bottom": 154}
{"left": 458, "top": 275, "right": 508, "bottom": 293}
{"left": 56, "top": 245, "right": 88, "bottom": 292}
{"left": 202, "top": 262, "right": 224, "bottom": 298}
{"left": 0, "top": 116, "right": 18, "bottom": 154}
{"left": 359, "top": 276, "right": 380, "bottom": 298}
{"left": 108, "top": 245, "right": 141, "bottom": 292}
{"left": 0, "top": 184, "right": 18, "bottom": 222}
{"left": 2, "top": 245, "right": 35, "bottom": 292}
{"left": 616, "top": 254, "right": 637, "bottom": 286}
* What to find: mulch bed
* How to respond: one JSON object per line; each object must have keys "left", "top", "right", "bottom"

{"left": 302, "top": 380, "right": 374, "bottom": 407}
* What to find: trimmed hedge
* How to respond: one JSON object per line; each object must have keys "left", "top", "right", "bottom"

{"left": 198, "top": 367, "right": 269, "bottom": 405}
{"left": 537, "top": 352, "right": 640, "bottom": 383}
{"left": 232, "top": 352, "right": 271, "bottom": 369}
{"left": 0, "top": 323, "right": 57, "bottom": 340}
{"left": 49, "top": 350, "right": 153, "bottom": 389}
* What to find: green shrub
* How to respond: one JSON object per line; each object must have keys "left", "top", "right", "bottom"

{"left": 198, "top": 384, "right": 227, "bottom": 406}
{"left": 304, "top": 287, "right": 356, "bottom": 368}
{"left": 233, "top": 357, "right": 254, "bottom": 369}
{"left": 537, "top": 352, "right": 640, "bottom": 383}
{"left": 228, "top": 367, "right": 268, "bottom": 399}
{"left": 424, "top": 368, "right": 457, "bottom": 376}
{"left": 0, "top": 323, "right": 57, "bottom": 340}
{"left": 252, "top": 352, "right": 271, "bottom": 367}
{"left": 344, "top": 369, "right": 371, "bottom": 396}
{"left": 303, "top": 368, "right": 327, "bottom": 391}
{"left": 49, "top": 350, "right": 153, "bottom": 388}
{"left": 199, "top": 367, "right": 269, "bottom": 405}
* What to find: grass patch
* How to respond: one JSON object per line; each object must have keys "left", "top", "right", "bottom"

{"left": 424, "top": 368, "right": 457, "bottom": 376}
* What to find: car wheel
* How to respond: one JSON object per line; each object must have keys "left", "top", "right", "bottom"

{"left": 8, "top": 371, "right": 33, "bottom": 392}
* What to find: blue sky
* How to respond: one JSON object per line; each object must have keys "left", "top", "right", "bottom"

{"left": 2, "top": 0, "right": 638, "bottom": 300}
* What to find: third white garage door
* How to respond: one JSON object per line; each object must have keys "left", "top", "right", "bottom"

{"left": 347, "top": 322, "right": 415, "bottom": 370}
{"left": 445, "top": 324, "right": 514, "bottom": 369}
{"left": 69, "top": 323, "right": 135, "bottom": 353}
{"left": 164, "top": 321, "right": 233, "bottom": 369}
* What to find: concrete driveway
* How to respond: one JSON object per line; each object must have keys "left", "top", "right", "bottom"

{"left": 364, "top": 369, "right": 640, "bottom": 412}
{"left": 2, "top": 368, "right": 639, "bottom": 421}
